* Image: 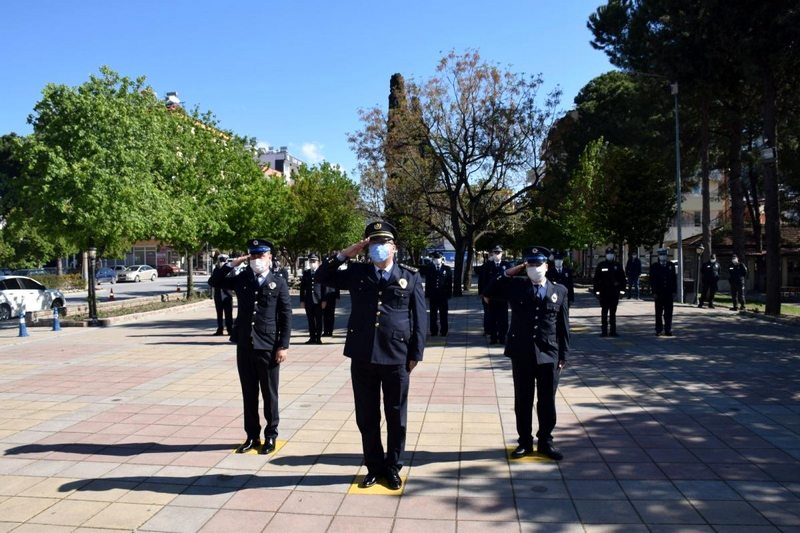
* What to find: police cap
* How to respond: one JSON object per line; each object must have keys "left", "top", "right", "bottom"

{"left": 605, "top": 247, "right": 615, "bottom": 254}
{"left": 491, "top": 245, "right": 504, "bottom": 253}
{"left": 553, "top": 251, "right": 565, "bottom": 260}
{"left": 657, "top": 248, "right": 668, "bottom": 256}
{"left": 523, "top": 246, "right": 551, "bottom": 265}
{"left": 247, "top": 239, "right": 273, "bottom": 254}
{"left": 308, "top": 253, "right": 319, "bottom": 261}
{"left": 364, "top": 220, "right": 397, "bottom": 241}
{"left": 430, "top": 251, "right": 443, "bottom": 259}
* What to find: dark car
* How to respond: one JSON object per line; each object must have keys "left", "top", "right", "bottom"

{"left": 156, "top": 264, "right": 182, "bottom": 277}
{"left": 95, "top": 267, "right": 117, "bottom": 285}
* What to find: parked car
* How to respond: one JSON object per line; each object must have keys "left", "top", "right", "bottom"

{"left": 156, "top": 264, "right": 181, "bottom": 277}
{"left": 95, "top": 267, "right": 117, "bottom": 285}
{"left": 0, "top": 275, "right": 65, "bottom": 320}
{"left": 117, "top": 264, "right": 158, "bottom": 282}
{"left": 11, "top": 268, "right": 48, "bottom": 277}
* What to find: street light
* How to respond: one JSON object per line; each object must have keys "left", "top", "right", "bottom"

{"left": 87, "top": 247, "right": 98, "bottom": 325}
{"left": 694, "top": 243, "right": 705, "bottom": 305}
{"left": 671, "top": 82, "right": 684, "bottom": 304}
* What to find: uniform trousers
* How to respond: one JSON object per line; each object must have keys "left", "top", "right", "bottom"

{"left": 428, "top": 296, "right": 449, "bottom": 335}
{"left": 351, "top": 359, "right": 409, "bottom": 474}
{"left": 236, "top": 343, "right": 280, "bottom": 440}
{"left": 731, "top": 284, "right": 746, "bottom": 308}
{"left": 699, "top": 282, "right": 717, "bottom": 306}
{"left": 488, "top": 299, "right": 509, "bottom": 341}
{"left": 481, "top": 300, "right": 491, "bottom": 335}
{"left": 305, "top": 303, "right": 323, "bottom": 339}
{"left": 215, "top": 297, "right": 233, "bottom": 332}
{"left": 511, "top": 357, "right": 559, "bottom": 448}
{"left": 323, "top": 298, "right": 336, "bottom": 334}
{"left": 654, "top": 295, "right": 674, "bottom": 333}
{"left": 628, "top": 279, "right": 640, "bottom": 299}
{"left": 599, "top": 295, "right": 619, "bottom": 335}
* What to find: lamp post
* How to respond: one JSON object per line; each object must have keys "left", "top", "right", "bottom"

{"left": 87, "top": 247, "right": 98, "bottom": 324}
{"left": 694, "top": 243, "right": 705, "bottom": 305}
{"left": 671, "top": 82, "right": 684, "bottom": 304}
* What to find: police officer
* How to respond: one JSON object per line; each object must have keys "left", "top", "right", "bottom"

{"left": 316, "top": 221, "right": 426, "bottom": 490}
{"left": 424, "top": 251, "right": 453, "bottom": 336}
{"left": 210, "top": 254, "right": 233, "bottom": 336}
{"left": 209, "top": 239, "right": 292, "bottom": 455}
{"left": 271, "top": 257, "right": 290, "bottom": 283}
{"left": 650, "top": 248, "right": 677, "bottom": 336}
{"left": 477, "top": 245, "right": 512, "bottom": 344}
{"left": 546, "top": 251, "right": 575, "bottom": 305}
{"left": 299, "top": 254, "right": 331, "bottom": 344}
{"left": 698, "top": 253, "right": 721, "bottom": 308}
{"left": 485, "top": 246, "right": 569, "bottom": 461}
{"left": 322, "top": 285, "right": 340, "bottom": 337}
{"left": 592, "top": 247, "right": 626, "bottom": 337}
{"left": 728, "top": 253, "right": 748, "bottom": 311}
{"left": 625, "top": 250, "right": 642, "bottom": 300}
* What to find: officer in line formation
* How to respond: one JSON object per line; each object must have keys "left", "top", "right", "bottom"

{"left": 484, "top": 245, "right": 569, "bottom": 461}
{"left": 650, "top": 248, "right": 678, "bottom": 336}
{"left": 592, "top": 247, "right": 627, "bottom": 337}
{"left": 729, "top": 253, "right": 748, "bottom": 311}
{"left": 475, "top": 245, "right": 511, "bottom": 344}
{"left": 208, "top": 239, "right": 292, "bottom": 455}
{"left": 316, "top": 220, "right": 427, "bottom": 490}
{"left": 546, "top": 251, "right": 575, "bottom": 306}
{"left": 298, "top": 254, "right": 334, "bottom": 344}
{"left": 424, "top": 251, "right": 453, "bottom": 336}
{"left": 625, "top": 250, "right": 642, "bottom": 300}
{"left": 322, "top": 283, "right": 340, "bottom": 337}
{"left": 211, "top": 253, "right": 233, "bottom": 336}
{"left": 698, "top": 253, "right": 720, "bottom": 308}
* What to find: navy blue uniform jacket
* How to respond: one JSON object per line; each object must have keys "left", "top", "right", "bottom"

{"left": 485, "top": 275, "right": 570, "bottom": 365}
{"left": 209, "top": 265, "right": 292, "bottom": 351}
{"left": 316, "top": 257, "right": 427, "bottom": 365}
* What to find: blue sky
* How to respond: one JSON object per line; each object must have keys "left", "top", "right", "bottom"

{"left": 1, "top": 0, "right": 613, "bottom": 177}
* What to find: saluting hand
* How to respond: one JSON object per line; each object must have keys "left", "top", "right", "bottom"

{"left": 507, "top": 263, "right": 526, "bottom": 277}
{"left": 232, "top": 256, "right": 249, "bottom": 267}
{"left": 341, "top": 238, "right": 370, "bottom": 258}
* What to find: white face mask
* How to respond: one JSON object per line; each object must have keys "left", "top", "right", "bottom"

{"left": 658, "top": 256, "right": 667, "bottom": 264}
{"left": 606, "top": 253, "right": 615, "bottom": 261}
{"left": 251, "top": 258, "right": 268, "bottom": 274}
{"left": 555, "top": 259, "right": 563, "bottom": 269}
{"left": 309, "top": 261, "right": 318, "bottom": 271}
{"left": 732, "top": 258, "right": 739, "bottom": 265}
{"left": 433, "top": 258, "right": 443, "bottom": 267}
{"left": 526, "top": 265, "right": 548, "bottom": 283}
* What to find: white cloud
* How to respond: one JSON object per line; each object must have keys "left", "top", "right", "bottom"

{"left": 301, "top": 142, "right": 325, "bottom": 164}
{"left": 255, "top": 140, "right": 271, "bottom": 152}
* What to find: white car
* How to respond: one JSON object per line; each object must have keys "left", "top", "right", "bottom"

{"left": 0, "top": 275, "right": 66, "bottom": 320}
{"left": 117, "top": 264, "right": 158, "bottom": 282}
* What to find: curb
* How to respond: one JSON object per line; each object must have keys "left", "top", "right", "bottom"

{"left": 31, "top": 299, "right": 214, "bottom": 328}
{"left": 739, "top": 309, "right": 800, "bottom": 327}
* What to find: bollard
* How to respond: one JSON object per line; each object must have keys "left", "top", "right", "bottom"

{"left": 52, "top": 306, "right": 61, "bottom": 331}
{"left": 18, "top": 304, "right": 29, "bottom": 337}
{"left": 109, "top": 288, "right": 115, "bottom": 301}
{"left": 176, "top": 286, "right": 181, "bottom": 292}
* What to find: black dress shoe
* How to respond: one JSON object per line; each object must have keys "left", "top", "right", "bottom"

{"left": 610, "top": 332, "right": 619, "bottom": 337}
{"left": 259, "top": 437, "right": 276, "bottom": 455}
{"left": 600, "top": 332, "right": 608, "bottom": 337}
{"left": 314, "top": 338, "right": 323, "bottom": 344}
{"left": 511, "top": 445, "right": 533, "bottom": 458}
{"left": 213, "top": 329, "right": 224, "bottom": 336}
{"left": 664, "top": 331, "right": 673, "bottom": 337}
{"left": 360, "top": 472, "right": 378, "bottom": 488}
{"left": 234, "top": 438, "right": 260, "bottom": 454}
{"left": 537, "top": 444, "right": 564, "bottom": 461}
{"left": 386, "top": 468, "right": 402, "bottom": 490}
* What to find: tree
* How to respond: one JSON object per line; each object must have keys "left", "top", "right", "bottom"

{"left": 351, "top": 50, "right": 561, "bottom": 295}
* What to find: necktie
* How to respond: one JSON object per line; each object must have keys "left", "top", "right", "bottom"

{"left": 377, "top": 269, "right": 385, "bottom": 282}
{"left": 536, "top": 284, "right": 544, "bottom": 300}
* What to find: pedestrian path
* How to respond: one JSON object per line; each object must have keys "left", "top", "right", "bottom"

{"left": 0, "top": 292, "right": 798, "bottom": 532}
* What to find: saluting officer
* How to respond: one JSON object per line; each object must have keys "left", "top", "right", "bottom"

{"left": 477, "top": 245, "right": 512, "bottom": 344}
{"left": 650, "top": 248, "right": 677, "bottom": 336}
{"left": 546, "top": 251, "right": 575, "bottom": 305}
{"left": 485, "top": 246, "right": 569, "bottom": 461}
{"left": 210, "top": 254, "right": 233, "bottom": 336}
{"left": 299, "top": 254, "right": 331, "bottom": 344}
{"left": 592, "top": 247, "right": 626, "bottom": 337}
{"left": 316, "top": 221, "right": 426, "bottom": 490}
{"left": 698, "top": 253, "right": 720, "bottom": 308}
{"left": 424, "top": 251, "right": 453, "bottom": 336}
{"left": 209, "top": 239, "right": 292, "bottom": 455}
{"left": 728, "top": 254, "right": 748, "bottom": 311}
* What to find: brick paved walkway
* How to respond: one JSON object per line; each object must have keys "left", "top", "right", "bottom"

{"left": 0, "top": 290, "right": 798, "bottom": 532}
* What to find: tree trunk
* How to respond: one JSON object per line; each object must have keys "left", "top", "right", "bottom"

{"left": 452, "top": 236, "right": 467, "bottom": 297}
{"left": 760, "top": 76, "right": 781, "bottom": 316}
{"left": 186, "top": 250, "right": 194, "bottom": 297}
{"left": 700, "top": 97, "right": 712, "bottom": 259}
{"left": 56, "top": 258, "right": 64, "bottom": 276}
{"left": 728, "top": 116, "right": 746, "bottom": 262}
{"left": 463, "top": 244, "right": 475, "bottom": 291}
{"left": 746, "top": 162, "right": 763, "bottom": 251}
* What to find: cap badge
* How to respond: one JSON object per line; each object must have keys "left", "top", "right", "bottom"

{"left": 398, "top": 279, "right": 407, "bottom": 289}
{"left": 532, "top": 248, "right": 538, "bottom": 253}
{"left": 374, "top": 222, "right": 382, "bottom": 230}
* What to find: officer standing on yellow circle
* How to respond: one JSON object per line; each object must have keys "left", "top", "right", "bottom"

{"left": 316, "top": 221, "right": 427, "bottom": 490}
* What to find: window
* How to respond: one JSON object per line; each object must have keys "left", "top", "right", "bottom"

{"left": 694, "top": 211, "right": 702, "bottom": 227}
{"left": 1, "top": 278, "right": 22, "bottom": 290}
{"left": 19, "top": 278, "right": 45, "bottom": 291}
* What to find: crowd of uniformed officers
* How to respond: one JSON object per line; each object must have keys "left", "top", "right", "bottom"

{"left": 207, "top": 224, "right": 753, "bottom": 490}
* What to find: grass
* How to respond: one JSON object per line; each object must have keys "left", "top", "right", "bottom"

{"left": 706, "top": 293, "right": 800, "bottom": 317}
{"left": 68, "top": 297, "right": 203, "bottom": 320}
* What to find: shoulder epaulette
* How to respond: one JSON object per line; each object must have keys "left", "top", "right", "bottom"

{"left": 399, "top": 263, "right": 419, "bottom": 273}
